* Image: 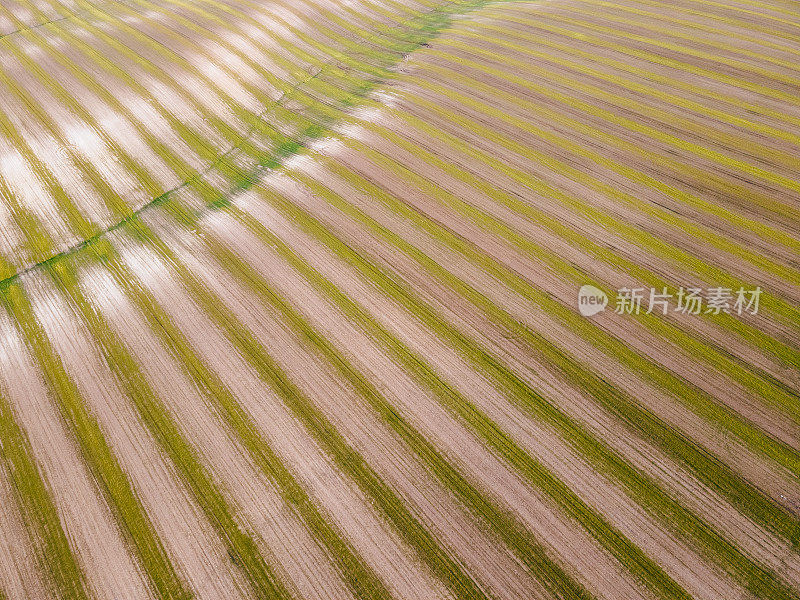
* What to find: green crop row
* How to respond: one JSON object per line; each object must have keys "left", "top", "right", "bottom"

{"left": 216, "top": 168, "right": 797, "bottom": 600}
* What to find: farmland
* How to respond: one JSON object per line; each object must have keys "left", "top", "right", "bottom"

{"left": 0, "top": 0, "right": 797, "bottom": 598}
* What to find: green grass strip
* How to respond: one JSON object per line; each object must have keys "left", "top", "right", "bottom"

{"left": 428, "top": 38, "right": 800, "bottom": 204}
{"left": 189, "top": 175, "right": 685, "bottom": 598}
{"left": 326, "top": 103, "right": 800, "bottom": 415}
{"left": 24, "top": 26, "right": 231, "bottom": 175}
{"left": 69, "top": 1, "right": 306, "bottom": 159}
{"left": 23, "top": 28, "right": 212, "bottom": 178}
{"left": 44, "top": 12, "right": 255, "bottom": 162}
{"left": 8, "top": 32, "right": 164, "bottom": 200}
{"left": 314, "top": 154, "right": 800, "bottom": 519}
{"left": 202, "top": 190, "right": 692, "bottom": 600}
{"left": 208, "top": 0, "right": 420, "bottom": 55}
{"left": 243, "top": 167, "right": 800, "bottom": 588}
{"left": 152, "top": 27, "right": 800, "bottom": 520}
{"left": 478, "top": 8, "right": 800, "bottom": 129}
{"left": 123, "top": 209, "right": 504, "bottom": 600}
{"left": 0, "top": 0, "right": 453, "bottom": 282}
{"left": 542, "top": 8, "right": 800, "bottom": 87}
{"left": 67, "top": 5, "right": 266, "bottom": 154}
{"left": 384, "top": 80, "right": 800, "bottom": 330}
{"left": 623, "top": 0, "right": 800, "bottom": 34}
{"left": 0, "top": 282, "right": 193, "bottom": 600}
{"left": 80, "top": 238, "right": 395, "bottom": 600}
{"left": 555, "top": 0, "right": 800, "bottom": 71}
{"left": 323, "top": 100, "right": 800, "bottom": 403}
{"left": 275, "top": 167, "right": 799, "bottom": 598}
{"left": 0, "top": 0, "right": 482, "bottom": 283}
{"left": 500, "top": 10, "right": 798, "bottom": 104}
{"left": 0, "top": 391, "right": 88, "bottom": 599}
{"left": 47, "top": 255, "right": 298, "bottom": 600}
{"left": 574, "top": 0, "right": 799, "bottom": 55}
{"left": 455, "top": 19, "right": 800, "bottom": 144}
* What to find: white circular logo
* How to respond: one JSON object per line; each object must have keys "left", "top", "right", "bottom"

{"left": 577, "top": 285, "right": 608, "bottom": 317}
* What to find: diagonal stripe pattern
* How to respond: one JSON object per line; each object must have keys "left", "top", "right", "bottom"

{"left": 0, "top": 0, "right": 797, "bottom": 599}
